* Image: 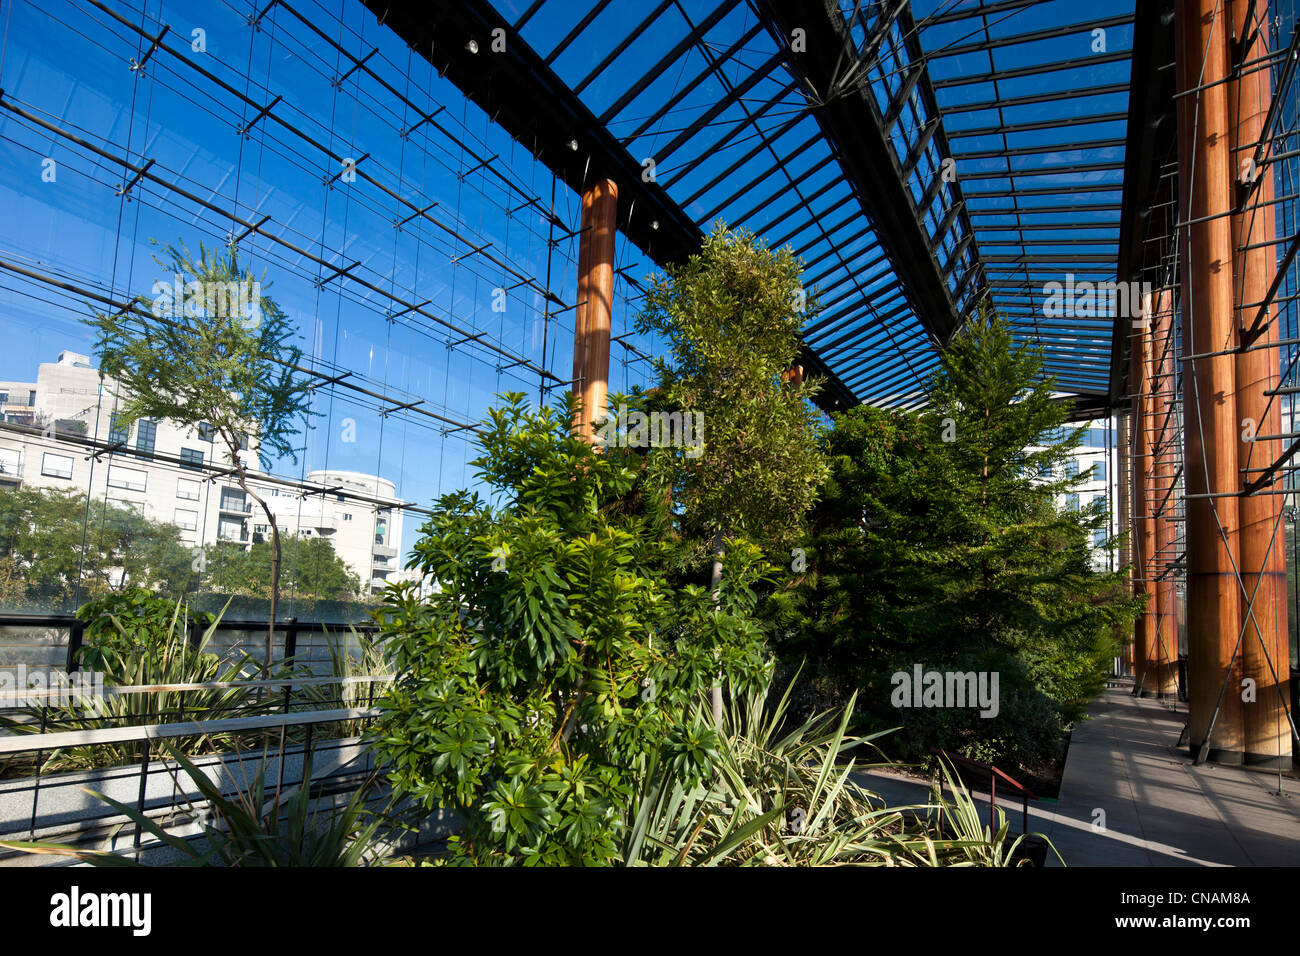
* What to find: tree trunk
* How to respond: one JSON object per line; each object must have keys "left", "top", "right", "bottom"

{"left": 980, "top": 410, "right": 990, "bottom": 640}
{"left": 224, "top": 429, "right": 280, "bottom": 674}
{"left": 710, "top": 529, "right": 724, "bottom": 726}
{"left": 244, "top": 486, "right": 280, "bottom": 674}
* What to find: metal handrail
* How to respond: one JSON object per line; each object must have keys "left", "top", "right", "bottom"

{"left": 932, "top": 748, "right": 1038, "bottom": 835}
{"left": 0, "top": 706, "right": 380, "bottom": 755}
{"left": 0, "top": 610, "right": 382, "bottom": 673}
{"left": 0, "top": 674, "right": 393, "bottom": 703}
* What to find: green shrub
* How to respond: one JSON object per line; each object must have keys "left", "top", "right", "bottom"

{"left": 768, "top": 312, "right": 1138, "bottom": 769}
{"left": 620, "top": 677, "right": 1055, "bottom": 866}
{"left": 369, "top": 393, "right": 772, "bottom": 865}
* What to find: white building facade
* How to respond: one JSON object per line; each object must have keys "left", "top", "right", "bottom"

{"left": 0, "top": 351, "right": 403, "bottom": 595}
{"left": 1039, "top": 416, "right": 1122, "bottom": 571}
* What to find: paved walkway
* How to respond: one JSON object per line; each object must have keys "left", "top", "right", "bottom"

{"left": 856, "top": 687, "right": 1300, "bottom": 866}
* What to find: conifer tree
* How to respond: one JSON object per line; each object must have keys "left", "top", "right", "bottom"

{"left": 773, "top": 309, "right": 1139, "bottom": 766}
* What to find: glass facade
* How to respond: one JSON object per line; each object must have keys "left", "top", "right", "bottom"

{"left": 0, "top": 0, "right": 663, "bottom": 626}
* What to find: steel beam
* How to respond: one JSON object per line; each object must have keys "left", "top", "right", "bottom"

{"left": 756, "top": 0, "right": 968, "bottom": 346}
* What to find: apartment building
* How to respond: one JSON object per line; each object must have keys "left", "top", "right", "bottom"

{"left": 0, "top": 351, "right": 403, "bottom": 594}
{"left": 1030, "top": 416, "right": 1122, "bottom": 570}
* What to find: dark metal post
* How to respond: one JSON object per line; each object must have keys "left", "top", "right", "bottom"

{"left": 134, "top": 744, "right": 151, "bottom": 850}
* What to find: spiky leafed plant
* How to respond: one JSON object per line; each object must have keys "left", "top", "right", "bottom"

{"left": 620, "top": 677, "right": 1061, "bottom": 867}
{"left": 86, "top": 241, "right": 313, "bottom": 671}
{"left": 0, "top": 592, "right": 268, "bottom": 772}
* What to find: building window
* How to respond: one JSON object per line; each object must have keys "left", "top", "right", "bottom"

{"left": 197, "top": 422, "right": 216, "bottom": 442}
{"left": 1065, "top": 493, "right": 1079, "bottom": 511}
{"left": 342, "top": 513, "right": 352, "bottom": 521}
{"left": 174, "top": 508, "right": 199, "bottom": 531}
{"left": 0, "top": 448, "right": 20, "bottom": 476}
{"left": 1094, "top": 459, "right": 1107, "bottom": 482}
{"left": 26, "top": 390, "right": 35, "bottom": 407}
{"left": 254, "top": 524, "right": 268, "bottom": 534}
{"left": 217, "top": 518, "right": 246, "bottom": 542}
{"left": 219, "top": 487, "right": 246, "bottom": 512}
{"left": 180, "top": 447, "right": 205, "bottom": 471}
{"left": 1064, "top": 459, "right": 1079, "bottom": 478}
{"left": 1094, "top": 529, "right": 1107, "bottom": 548}
{"left": 41, "top": 452, "right": 73, "bottom": 479}
{"left": 134, "top": 419, "right": 157, "bottom": 460}
{"left": 177, "top": 478, "right": 201, "bottom": 500}
{"left": 0, "top": 391, "right": 8, "bottom": 403}
{"left": 108, "top": 412, "right": 131, "bottom": 446}
{"left": 107, "top": 465, "right": 147, "bottom": 492}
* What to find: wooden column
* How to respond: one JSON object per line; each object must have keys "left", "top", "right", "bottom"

{"left": 1131, "top": 297, "right": 1156, "bottom": 695}
{"left": 1150, "top": 288, "right": 1181, "bottom": 697}
{"left": 1230, "top": 0, "right": 1293, "bottom": 767}
{"left": 1117, "top": 412, "right": 1134, "bottom": 676}
{"left": 1176, "top": 0, "right": 1245, "bottom": 762}
{"left": 572, "top": 179, "right": 618, "bottom": 439}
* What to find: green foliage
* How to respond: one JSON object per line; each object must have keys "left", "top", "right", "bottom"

{"left": 620, "top": 677, "right": 1053, "bottom": 866}
{"left": 86, "top": 240, "right": 315, "bottom": 665}
{"left": 204, "top": 535, "right": 362, "bottom": 601}
{"left": 923, "top": 757, "right": 1061, "bottom": 867}
{"left": 0, "top": 744, "right": 392, "bottom": 867}
{"left": 74, "top": 587, "right": 215, "bottom": 662}
{"left": 369, "top": 393, "right": 772, "bottom": 865}
{"left": 772, "top": 310, "right": 1140, "bottom": 769}
{"left": 0, "top": 486, "right": 361, "bottom": 610}
{"left": 636, "top": 222, "right": 828, "bottom": 558}
{"left": 85, "top": 240, "right": 311, "bottom": 468}
{"left": 0, "top": 487, "right": 195, "bottom": 607}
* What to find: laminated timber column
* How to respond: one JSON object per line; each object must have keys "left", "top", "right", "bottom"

{"left": 1117, "top": 412, "right": 1134, "bottom": 676}
{"left": 1176, "top": 0, "right": 1245, "bottom": 762}
{"left": 572, "top": 179, "right": 618, "bottom": 439}
{"left": 1149, "top": 288, "right": 1181, "bottom": 698}
{"left": 1130, "top": 301, "right": 1155, "bottom": 694}
{"left": 1230, "top": 0, "right": 1293, "bottom": 766}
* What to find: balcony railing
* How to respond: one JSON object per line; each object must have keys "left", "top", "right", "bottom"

{"left": 0, "top": 676, "right": 397, "bottom": 859}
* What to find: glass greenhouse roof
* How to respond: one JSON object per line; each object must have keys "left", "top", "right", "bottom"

{"left": 481, "top": 0, "right": 1136, "bottom": 406}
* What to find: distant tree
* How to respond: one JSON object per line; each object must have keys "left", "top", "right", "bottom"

{"left": 86, "top": 241, "right": 313, "bottom": 669}
{"left": 0, "top": 487, "right": 194, "bottom": 606}
{"left": 249, "top": 536, "right": 362, "bottom": 601}
{"left": 922, "top": 308, "right": 1132, "bottom": 685}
